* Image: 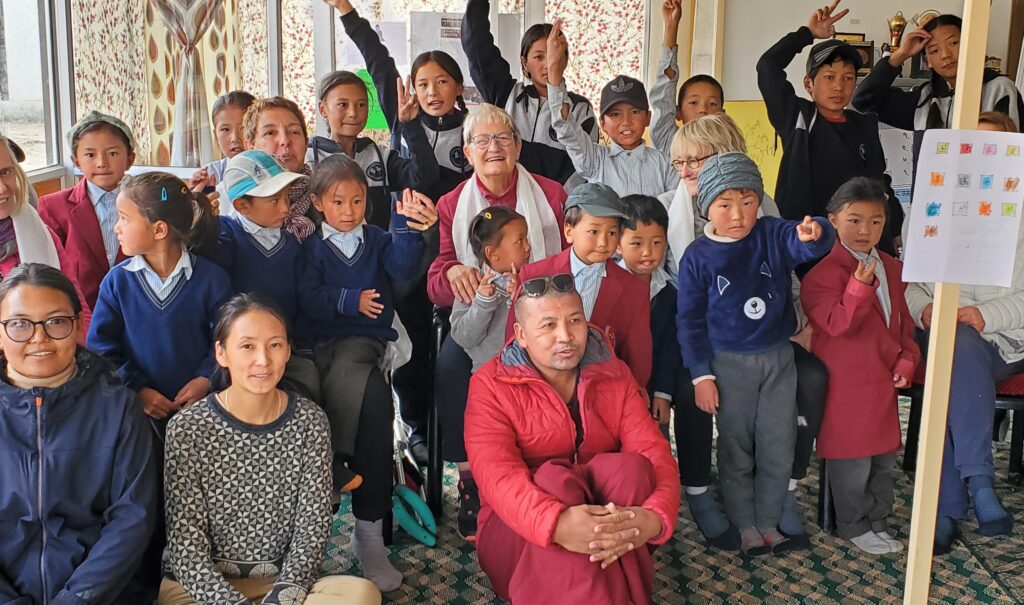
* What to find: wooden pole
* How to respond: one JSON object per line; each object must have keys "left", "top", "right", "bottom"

{"left": 902, "top": 1, "right": 989, "bottom": 603}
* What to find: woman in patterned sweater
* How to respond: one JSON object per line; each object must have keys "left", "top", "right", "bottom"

{"left": 158, "top": 294, "right": 381, "bottom": 605}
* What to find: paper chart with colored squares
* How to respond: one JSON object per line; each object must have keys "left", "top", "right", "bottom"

{"left": 903, "top": 129, "right": 1024, "bottom": 288}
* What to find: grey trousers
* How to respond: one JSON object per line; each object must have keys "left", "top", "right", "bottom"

{"left": 313, "top": 337, "right": 386, "bottom": 457}
{"left": 713, "top": 346, "right": 797, "bottom": 530}
{"left": 828, "top": 453, "right": 897, "bottom": 539}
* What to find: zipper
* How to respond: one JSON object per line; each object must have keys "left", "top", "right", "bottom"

{"left": 35, "top": 395, "right": 48, "bottom": 605}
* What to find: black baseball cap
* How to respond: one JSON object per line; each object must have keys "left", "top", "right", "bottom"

{"left": 599, "top": 75, "right": 650, "bottom": 116}
{"left": 806, "top": 39, "right": 863, "bottom": 76}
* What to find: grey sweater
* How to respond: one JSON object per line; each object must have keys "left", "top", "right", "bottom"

{"left": 164, "top": 393, "right": 333, "bottom": 605}
{"left": 451, "top": 290, "right": 512, "bottom": 372}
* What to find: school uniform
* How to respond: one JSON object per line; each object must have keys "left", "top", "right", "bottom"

{"left": 214, "top": 215, "right": 319, "bottom": 400}
{"left": 462, "top": 0, "right": 598, "bottom": 190}
{"left": 39, "top": 178, "right": 128, "bottom": 309}
{"left": 801, "top": 243, "right": 919, "bottom": 538}
{"left": 547, "top": 80, "right": 678, "bottom": 197}
{"left": 340, "top": 9, "right": 470, "bottom": 204}
{"left": 756, "top": 27, "right": 902, "bottom": 254}
{"left": 510, "top": 248, "right": 652, "bottom": 386}
{"left": 306, "top": 128, "right": 439, "bottom": 230}
{"left": 87, "top": 249, "right": 231, "bottom": 409}
{"left": 297, "top": 215, "right": 423, "bottom": 520}
{"left": 676, "top": 217, "right": 834, "bottom": 530}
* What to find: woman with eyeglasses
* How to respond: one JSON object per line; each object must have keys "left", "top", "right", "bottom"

{"left": 426, "top": 103, "right": 568, "bottom": 541}
{"left": 0, "top": 135, "right": 92, "bottom": 332}
{"left": 0, "top": 263, "right": 157, "bottom": 605}
{"left": 656, "top": 113, "right": 828, "bottom": 553}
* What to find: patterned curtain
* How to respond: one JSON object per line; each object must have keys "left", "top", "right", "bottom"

{"left": 153, "top": 0, "right": 223, "bottom": 166}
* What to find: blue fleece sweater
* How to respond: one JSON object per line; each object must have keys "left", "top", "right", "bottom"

{"left": 297, "top": 215, "right": 423, "bottom": 343}
{"left": 214, "top": 217, "right": 302, "bottom": 322}
{"left": 676, "top": 216, "right": 834, "bottom": 377}
{"left": 87, "top": 254, "right": 231, "bottom": 399}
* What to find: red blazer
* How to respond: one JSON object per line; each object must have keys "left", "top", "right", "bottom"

{"left": 801, "top": 243, "right": 920, "bottom": 459}
{"left": 508, "top": 248, "right": 652, "bottom": 386}
{"left": 38, "top": 179, "right": 127, "bottom": 309}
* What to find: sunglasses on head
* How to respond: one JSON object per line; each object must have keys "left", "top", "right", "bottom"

{"left": 516, "top": 273, "right": 576, "bottom": 300}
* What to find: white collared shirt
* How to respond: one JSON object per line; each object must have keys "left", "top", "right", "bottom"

{"left": 322, "top": 222, "right": 365, "bottom": 258}
{"left": 569, "top": 249, "right": 606, "bottom": 320}
{"left": 234, "top": 213, "right": 282, "bottom": 252}
{"left": 843, "top": 244, "right": 891, "bottom": 324}
{"left": 124, "top": 245, "right": 193, "bottom": 302}
{"left": 85, "top": 180, "right": 120, "bottom": 267}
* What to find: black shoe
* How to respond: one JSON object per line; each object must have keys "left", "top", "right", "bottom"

{"left": 705, "top": 523, "right": 741, "bottom": 551}
{"left": 409, "top": 439, "right": 429, "bottom": 467}
{"left": 934, "top": 517, "right": 960, "bottom": 556}
{"left": 778, "top": 526, "right": 812, "bottom": 550}
{"left": 457, "top": 477, "right": 480, "bottom": 542}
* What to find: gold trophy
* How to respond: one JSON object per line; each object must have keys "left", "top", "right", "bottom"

{"left": 888, "top": 11, "right": 908, "bottom": 51}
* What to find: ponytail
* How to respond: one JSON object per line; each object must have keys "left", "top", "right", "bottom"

{"left": 120, "top": 172, "right": 218, "bottom": 256}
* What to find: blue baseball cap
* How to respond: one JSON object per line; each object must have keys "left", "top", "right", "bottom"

{"left": 223, "top": 150, "right": 303, "bottom": 203}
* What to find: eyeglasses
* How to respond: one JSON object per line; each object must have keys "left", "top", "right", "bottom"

{"left": 468, "top": 133, "right": 517, "bottom": 150}
{"left": 517, "top": 273, "right": 576, "bottom": 300}
{"left": 671, "top": 153, "right": 716, "bottom": 171}
{"left": 0, "top": 316, "right": 78, "bottom": 343}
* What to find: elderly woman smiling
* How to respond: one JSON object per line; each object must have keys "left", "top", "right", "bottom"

{"left": 425, "top": 103, "right": 567, "bottom": 541}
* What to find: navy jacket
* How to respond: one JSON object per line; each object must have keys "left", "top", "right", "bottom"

{"left": 0, "top": 348, "right": 157, "bottom": 605}
{"left": 649, "top": 283, "right": 682, "bottom": 398}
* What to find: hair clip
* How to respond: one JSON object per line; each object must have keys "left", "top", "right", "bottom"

{"left": 161, "top": 187, "right": 167, "bottom": 201}
{"left": 484, "top": 211, "right": 492, "bottom": 220}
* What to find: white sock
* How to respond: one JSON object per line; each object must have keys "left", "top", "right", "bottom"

{"left": 352, "top": 519, "right": 402, "bottom": 592}
{"left": 850, "top": 531, "right": 891, "bottom": 555}
{"left": 788, "top": 479, "right": 798, "bottom": 491}
{"left": 876, "top": 531, "right": 904, "bottom": 552}
{"left": 685, "top": 485, "right": 709, "bottom": 496}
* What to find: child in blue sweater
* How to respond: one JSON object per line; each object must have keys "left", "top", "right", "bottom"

{"left": 676, "top": 152, "right": 834, "bottom": 556}
{"left": 217, "top": 149, "right": 325, "bottom": 403}
{"left": 297, "top": 153, "right": 435, "bottom": 593}
{"left": 88, "top": 172, "right": 229, "bottom": 429}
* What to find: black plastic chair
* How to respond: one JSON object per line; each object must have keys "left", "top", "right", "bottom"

{"left": 425, "top": 307, "right": 451, "bottom": 517}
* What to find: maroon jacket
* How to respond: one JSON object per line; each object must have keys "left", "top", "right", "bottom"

{"left": 39, "top": 180, "right": 127, "bottom": 309}
{"left": 801, "top": 243, "right": 920, "bottom": 459}
{"left": 508, "top": 248, "right": 653, "bottom": 387}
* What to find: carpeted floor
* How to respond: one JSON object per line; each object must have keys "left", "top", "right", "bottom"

{"left": 322, "top": 403, "right": 1024, "bottom": 604}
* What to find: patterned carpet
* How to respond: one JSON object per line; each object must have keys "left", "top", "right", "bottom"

{"left": 322, "top": 403, "right": 1024, "bottom": 604}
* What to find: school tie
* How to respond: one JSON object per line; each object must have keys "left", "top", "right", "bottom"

{"left": 97, "top": 191, "right": 118, "bottom": 266}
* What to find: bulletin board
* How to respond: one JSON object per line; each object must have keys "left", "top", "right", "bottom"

{"left": 725, "top": 100, "right": 781, "bottom": 198}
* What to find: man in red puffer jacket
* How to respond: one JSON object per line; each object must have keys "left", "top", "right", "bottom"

{"left": 465, "top": 273, "right": 680, "bottom": 605}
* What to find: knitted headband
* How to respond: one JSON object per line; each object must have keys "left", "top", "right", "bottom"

{"left": 696, "top": 152, "right": 764, "bottom": 217}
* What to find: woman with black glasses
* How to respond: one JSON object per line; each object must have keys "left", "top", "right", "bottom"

{"left": 0, "top": 263, "right": 157, "bottom": 605}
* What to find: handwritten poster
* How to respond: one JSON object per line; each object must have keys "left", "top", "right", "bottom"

{"left": 725, "top": 101, "right": 780, "bottom": 198}
{"left": 903, "top": 129, "right": 1024, "bottom": 287}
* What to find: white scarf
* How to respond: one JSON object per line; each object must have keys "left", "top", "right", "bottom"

{"left": 452, "top": 164, "right": 562, "bottom": 266}
{"left": 666, "top": 182, "right": 697, "bottom": 273}
{"left": 12, "top": 202, "right": 61, "bottom": 269}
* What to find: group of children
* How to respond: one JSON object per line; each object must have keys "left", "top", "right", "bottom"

{"left": 15, "top": 0, "right": 1024, "bottom": 599}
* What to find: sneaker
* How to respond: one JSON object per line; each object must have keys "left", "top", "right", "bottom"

{"left": 457, "top": 477, "right": 480, "bottom": 542}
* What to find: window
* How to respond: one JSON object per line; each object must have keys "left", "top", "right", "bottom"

{"left": 70, "top": 0, "right": 270, "bottom": 167}
{"left": 0, "top": 0, "right": 55, "bottom": 171}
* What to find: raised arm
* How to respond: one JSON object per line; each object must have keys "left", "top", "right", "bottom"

{"left": 650, "top": 1, "right": 682, "bottom": 156}
{"left": 331, "top": 1, "right": 401, "bottom": 129}
{"left": 461, "top": 0, "right": 517, "bottom": 106}
{"left": 852, "top": 28, "right": 929, "bottom": 129}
